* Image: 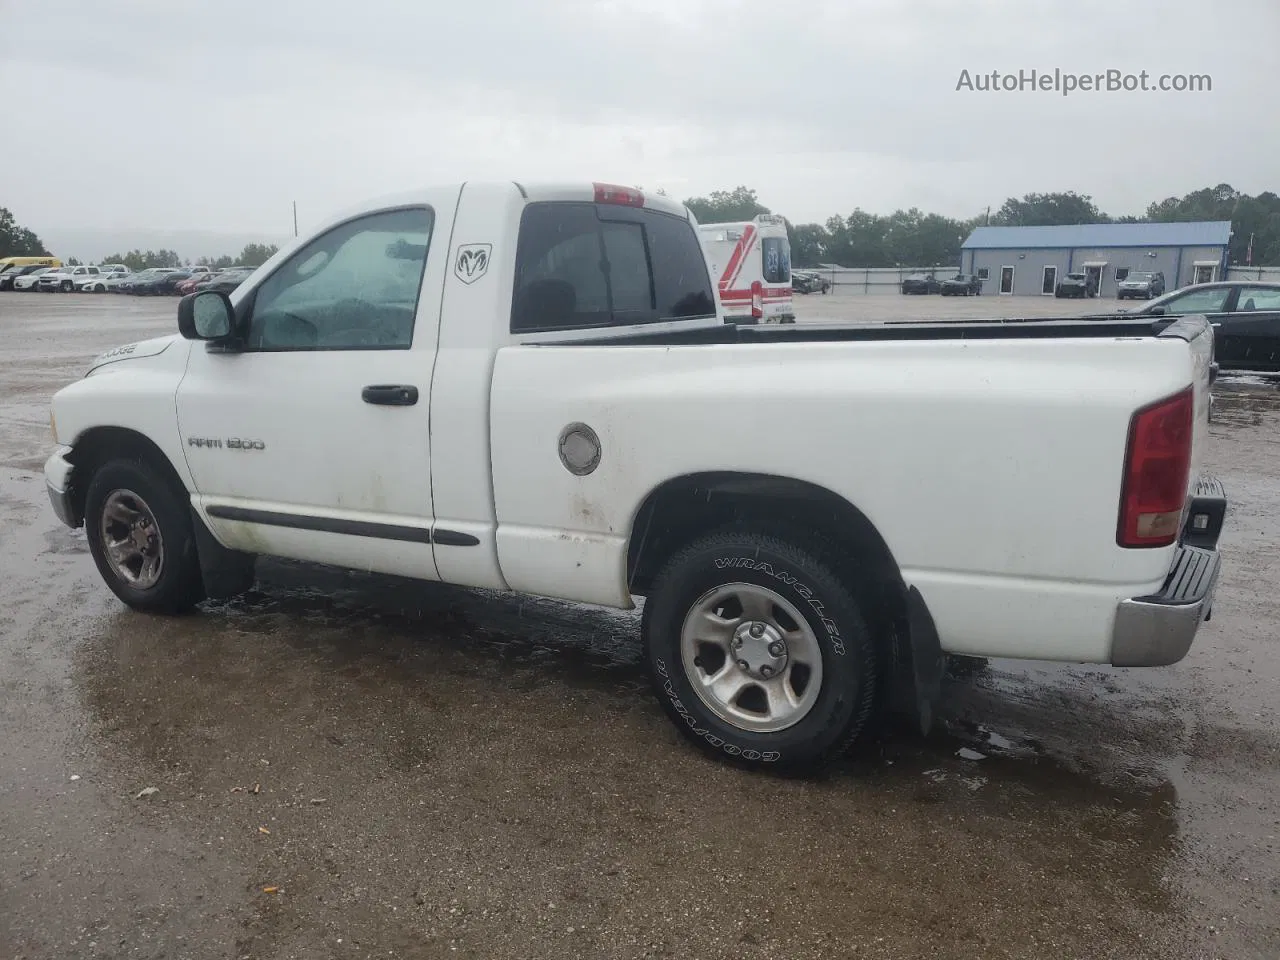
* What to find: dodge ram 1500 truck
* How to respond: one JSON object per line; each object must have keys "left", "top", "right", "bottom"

{"left": 44, "top": 181, "right": 1227, "bottom": 773}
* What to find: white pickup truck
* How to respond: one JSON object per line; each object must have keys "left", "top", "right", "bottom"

{"left": 44, "top": 181, "right": 1227, "bottom": 772}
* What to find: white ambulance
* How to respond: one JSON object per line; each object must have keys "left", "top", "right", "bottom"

{"left": 697, "top": 214, "right": 795, "bottom": 323}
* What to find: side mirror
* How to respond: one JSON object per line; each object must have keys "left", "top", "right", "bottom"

{"left": 1147, "top": 306, "right": 1166, "bottom": 316}
{"left": 178, "top": 290, "right": 235, "bottom": 341}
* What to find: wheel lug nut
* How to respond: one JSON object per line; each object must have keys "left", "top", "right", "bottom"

{"left": 768, "top": 642, "right": 783, "bottom": 657}
{"left": 736, "top": 660, "right": 749, "bottom": 671}
{"left": 760, "top": 665, "right": 773, "bottom": 678}
{"left": 732, "top": 638, "right": 743, "bottom": 649}
{"left": 750, "top": 623, "right": 764, "bottom": 638}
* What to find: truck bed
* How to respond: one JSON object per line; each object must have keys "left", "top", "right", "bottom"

{"left": 544, "top": 314, "right": 1201, "bottom": 347}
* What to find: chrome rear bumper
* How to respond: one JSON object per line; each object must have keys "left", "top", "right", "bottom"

{"left": 1110, "top": 474, "right": 1226, "bottom": 667}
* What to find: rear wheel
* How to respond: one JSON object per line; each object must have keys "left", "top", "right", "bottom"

{"left": 642, "top": 530, "right": 878, "bottom": 774}
{"left": 85, "top": 459, "right": 205, "bottom": 614}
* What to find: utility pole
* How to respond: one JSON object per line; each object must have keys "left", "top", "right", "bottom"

{"left": 292, "top": 201, "right": 298, "bottom": 237}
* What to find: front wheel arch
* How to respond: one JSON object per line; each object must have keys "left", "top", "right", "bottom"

{"left": 66, "top": 426, "right": 190, "bottom": 526}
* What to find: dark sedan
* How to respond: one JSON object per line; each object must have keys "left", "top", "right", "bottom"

{"left": 901, "top": 272, "right": 940, "bottom": 295}
{"left": 134, "top": 270, "right": 193, "bottom": 295}
{"left": 939, "top": 273, "right": 983, "bottom": 296}
{"left": 193, "top": 267, "right": 255, "bottom": 294}
{"left": 1128, "top": 281, "right": 1280, "bottom": 372}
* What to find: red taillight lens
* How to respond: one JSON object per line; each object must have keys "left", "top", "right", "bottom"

{"left": 593, "top": 182, "right": 644, "bottom": 207}
{"left": 1117, "top": 386, "right": 1194, "bottom": 548}
{"left": 750, "top": 280, "right": 763, "bottom": 318}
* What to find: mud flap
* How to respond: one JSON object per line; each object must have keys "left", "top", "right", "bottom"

{"left": 890, "top": 586, "right": 945, "bottom": 736}
{"left": 189, "top": 507, "right": 256, "bottom": 600}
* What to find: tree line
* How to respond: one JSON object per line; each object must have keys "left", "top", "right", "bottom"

{"left": 0, "top": 210, "right": 280, "bottom": 272}
{"left": 7, "top": 183, "right": 1279, "bottom": 271}
{"left": 684, "top": 183, "right": 1280, "bottom": 268}
{"left": 98, "top": 243, "right": 280, "bottom": 272}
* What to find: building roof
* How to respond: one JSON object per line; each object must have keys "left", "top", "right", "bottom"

{"left": 961, "top": 220, "right": 1232, "bottom": 250}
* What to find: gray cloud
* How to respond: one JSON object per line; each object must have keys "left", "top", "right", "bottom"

{"left": 1, "top": 0, "right": 1275, "bottom": 245}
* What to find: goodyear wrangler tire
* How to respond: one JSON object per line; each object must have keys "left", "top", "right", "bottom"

{"left": 642, "top": 530, "right": 877, "bottom": 773}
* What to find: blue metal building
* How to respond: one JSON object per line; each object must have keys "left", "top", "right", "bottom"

{"left": 960, "top": 221, "right": 1232, "bottom": 297}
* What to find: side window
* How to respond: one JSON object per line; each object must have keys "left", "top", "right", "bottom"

{"left": 245, "top": 207, "right": 433, "bottom": 351}
{"left": 1161, "top": 287, "right": 1230, "bottom": 314}
{"left": 1233, "top": 287, "right": 1280, "bottom": 312}
{"left": 511, "top": 202, "right": 716, "bottom": 333}
{"left": 761, "top": 236, "right": 790, "bottom": 284}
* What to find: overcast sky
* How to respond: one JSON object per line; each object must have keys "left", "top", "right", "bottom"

{"left": 2, "top": 0, "right": 1276, "bottom": 246}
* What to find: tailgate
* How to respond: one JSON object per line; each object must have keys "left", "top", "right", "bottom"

{"left": 1157, "top": 314, "right": 1217, "bottom": 535}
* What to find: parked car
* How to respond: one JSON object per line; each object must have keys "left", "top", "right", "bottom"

{"left": 939, "top": 273, "right": 983, "bottom": 296}
{"left": 1127, "top": 281, "right": 1280, "bottom": 372}
{"left": 10, "top": 266, "right": 54, "bottom": 291}
{"left": 44, "top": 180, "right": 1225, "bottom": 774}
{"left": 154, "top": 270, "right": 195, "bottom": 295}
{"left": 1055, "top": 272, "right": 1097, "bottom": 298}
{"left": 194, "top": 266, "right": 255, "bottom": 294}
{"left": 130, "top": 269, "right": 189, "bottom": 295}
{"left": 1117, "top": 271, "right": 1166, "bottom": 300}
{"left": 77, "top": 265, "right": 129, "bottom": 292}
{"left": 791, "top": 270, "right": 830, "bottom": 295}
{"left": 38, "top": 264, "right": 101, "bottom": 293}
{"left": 117, "top": 267, "right": 177, "bottom": 294}
{"left": 901, "top": 272, "right": 940, "bottom": 294}
{"left": 101, "top": 272, "right": 138, "bottom": 293}
{"left": 0, "top": 263, "right": 53, "bottom": 291}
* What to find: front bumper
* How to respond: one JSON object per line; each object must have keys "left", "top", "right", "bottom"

{"left": 45, "top": 445, "right": 81, "bottom": 528}
{"left": 1110, "top": 475, "right": 1227, "bottom": 667}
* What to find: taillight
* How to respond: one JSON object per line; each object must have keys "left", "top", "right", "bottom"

{"left": 593, "top": 182, "right": 644, "bottom": 207}
{"left": 750, "top": 280, "right": 763, "bottom": 319}
{"left": 1117, "top": 386, "right": 1194, "bottom": 548}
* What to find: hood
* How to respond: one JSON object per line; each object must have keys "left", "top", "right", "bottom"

{"left": 86, "top": 334, "right": 179, "bottom": 374}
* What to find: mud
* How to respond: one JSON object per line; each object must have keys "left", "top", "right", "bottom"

{"left": 1, "top": 293, "right": 1278, "bottom": 959}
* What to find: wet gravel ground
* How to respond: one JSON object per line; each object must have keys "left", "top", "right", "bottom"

{"left": 1, "top": 292, "right": 1278, "bottom": 959}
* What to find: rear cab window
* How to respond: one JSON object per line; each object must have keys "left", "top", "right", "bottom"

{"left": 510, "top": 202, "right": 716, "bottom": 333}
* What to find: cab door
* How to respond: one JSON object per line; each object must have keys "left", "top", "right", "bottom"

{"left": 175, "top": 191, "right": 458, "bottom": 581}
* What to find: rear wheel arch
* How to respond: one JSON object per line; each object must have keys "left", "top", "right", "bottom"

{"left": 626, "top": 472, "right": 908, "bottom": 640}
{"left": 626, "top": 472, "right": 941, "bottom": 741}
{"left": 628, "top": 473, "right": 898, "bottom": 584}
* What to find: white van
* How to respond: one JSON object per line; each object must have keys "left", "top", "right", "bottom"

{"left": 698, "top": 214, "right": 795, "bottom": 323}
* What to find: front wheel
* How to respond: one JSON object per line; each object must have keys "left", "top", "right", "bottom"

{"left": 642, "top": 530, "right": 878, "bottom": 773}
{"left": 85, "top": 459, "right": 206, "bottom": 614}
{"left": 61, "top": 280, "right": 73, "bottom": 292}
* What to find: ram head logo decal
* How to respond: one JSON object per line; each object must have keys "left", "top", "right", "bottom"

{"left": 454, "top": 243, "right": 492, "bottom": 285}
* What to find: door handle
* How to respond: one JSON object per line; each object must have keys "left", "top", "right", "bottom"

{"left": 362, "top": 384, "right": 419, "bottom": 406}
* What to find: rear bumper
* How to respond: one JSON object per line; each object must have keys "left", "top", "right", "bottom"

{"left": 1110, "top": 475, "right": 1227, "bottom": 667}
